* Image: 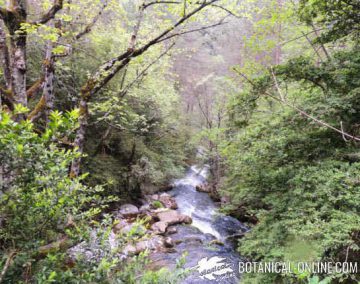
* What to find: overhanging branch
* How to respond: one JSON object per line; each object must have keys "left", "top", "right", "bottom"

{"left": 143, "top": 1, "right": 181, "bottom": 9}
{"left": 75, "top": 0, "right": 108, "bottom": 40}
{"left": 32, "top": 0, "right": 64, "bottom": 25}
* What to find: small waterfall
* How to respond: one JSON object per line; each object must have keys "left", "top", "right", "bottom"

{"left": 171, "top": 166, "right": 223, "bottom": 240}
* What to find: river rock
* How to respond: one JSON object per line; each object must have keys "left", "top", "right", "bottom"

{"left": 160, "top": 183, "right": 175, "bottom": 191}
{"left": 158, "top": 193, "right": 178, "bottom": 209}
{"left": 151, "top": 194, "right": 159, "bottom": 200}
{"left": 118, "top": 204, "right": 139, "bottom": 218}
{"left": 196, "top": 183, "right": 210, "bottom": 193}
{"left": 163, "top": 237, "right": 174, "bottom": 248}
{"left": 156, "top": 209, "right": 192, "bottom": 225}
{"left": 166, "top": 226, "right": 177, "bottom": 234}
{"left": 209, "top": 239, "right": 224, "bottom": 246}
{"left": 113, "top": 219, "right": 129, "bottom": 234}
{"left": 151, "top": 221, "right": 168, "bottom": 235}
{"left": 135, "top": 236, "right": 165, "bottom": 254}
{"left": 123, "top": 244, "right": 137, "bottom": 256}
{"left": 139, "top": 204, "right": 151, "bottom": 213}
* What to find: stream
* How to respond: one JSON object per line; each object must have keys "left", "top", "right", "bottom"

{"left": 149, "top": 165, "right": 248, "bottom": 283}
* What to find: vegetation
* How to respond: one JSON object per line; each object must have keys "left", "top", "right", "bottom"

{"left": 0, "top": 0, "right": 359, "bottom": 283}
{"left": 219, "top": 1, "right": 360, "bottom": 283}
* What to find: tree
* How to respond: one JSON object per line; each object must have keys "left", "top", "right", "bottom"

{"left": 0, "top": 0, "right": 64, "bottom": 116}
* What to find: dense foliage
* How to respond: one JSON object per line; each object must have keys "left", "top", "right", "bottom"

{"left": 1, "top": 0, "right": 360, "bottom": 283}
{"left": 220, "top": 1, "right": 360, "bottom": 283}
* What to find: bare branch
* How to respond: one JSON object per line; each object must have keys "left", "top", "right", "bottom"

{"left": 270, "top": 67, "right": 285, "bottom": 102}
{"left": 210, "top": 4, "right": 242, "bottom": 19}
{"left": 75, "top": 1, "right": 108, "bottom": 40}
{"left": 156, "top": 19, "right": 228, "bottom": 43}
{"left": 311, "top": 23, "right": 330, "bottom": 60}
{"left": 0, "top": 250, "right": 17, "bottom": 283}
{"left": 280, "top": 28, "right": 325, "bottom": 46}
{"left": 118, "top": 42, "right": 176, "bottom": 97}
{"left": 129, "top": 1, "right": 146, "bottom": 50}
{"left": 143, "top": 1, "right": 181, "bottom": 9}
{"left": 340, "top": 121, "right": 350, "bottom": 142}
{"left": 32, "top": 0, "right": 64, "bottom": 25}
{"left": 302, "top": 31, "right": 324, "bottom": 62}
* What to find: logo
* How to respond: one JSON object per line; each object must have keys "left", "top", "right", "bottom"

{"left": 194, "top": 256, "right": 236, "bottom": 281}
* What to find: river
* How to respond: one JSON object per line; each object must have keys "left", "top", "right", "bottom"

{"left": 149, "top": 165, "right": 248, "bottom": 283}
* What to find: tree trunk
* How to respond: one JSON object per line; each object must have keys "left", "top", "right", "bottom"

{"left": 10, "top": 36, "right": 27, "bottom": 108}
{"left": 43, "top": 40, "right": 55, "bottom": 123}
{"left": 0, "top": 20, "right": 11, "bottom": 89}
{"left": 7, "top": 1, "right": 28, "bottom": 111}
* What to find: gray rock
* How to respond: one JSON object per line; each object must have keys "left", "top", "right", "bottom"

{"left": 151, "top": 221, "right": 168, "bottom": 235}
{"left": 164, "top": 237, "right": 174, "bottom": 248}
{"left": 159, "top": 193, "right": 178, "bottom": 209}
{"left": 135, "top": 236, "right": 164, "bottom": 254}
{"left": 166, "top": 226, "right": 177, "bottom": 235}
{"left": 157, "top": 209, "right": 192, "bottom": 225}
{"left": 151, "top": 194, "right": 159, "bottom": 201}
{"left": 123, "top": 244, "right": 137, "bottom": 256}
{"left": 119, "top": 204, "right": 139, "bottom": 218}
{"left": 112, "top": 219, "right": 128, "bottom": 234}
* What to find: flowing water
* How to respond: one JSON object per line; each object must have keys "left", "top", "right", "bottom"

{"left": 150, "top": 165, "right": 248, "bottom": 284}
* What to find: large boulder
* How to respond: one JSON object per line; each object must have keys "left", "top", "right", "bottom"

{"left": 158, "top": 193, "right": 178, "bottom": 209}
{"left": 118, "top": 204, "right": 139, "bottom": 218}
{"left": 156, "top": 210, "right": 192, "bottom": 225}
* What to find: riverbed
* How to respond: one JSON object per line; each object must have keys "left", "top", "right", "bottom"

{"left": 149, "top": 165, "right": 248, "bottom": 283}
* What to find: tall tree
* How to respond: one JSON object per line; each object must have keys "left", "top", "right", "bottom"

{"left": 0, "top": 0, "right": 63, "bottom": 115}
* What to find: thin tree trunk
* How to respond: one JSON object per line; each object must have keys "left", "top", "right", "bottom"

{"left": 0, "top": 20, "right": 11, "bottom": 89}
{"left": 10, "top": 39, "right": 26, "bottom": 107}
{"left": 43, "top": 40, "right": 55, "bottom": 123}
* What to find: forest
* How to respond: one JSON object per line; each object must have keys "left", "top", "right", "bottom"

{"left": 0, "top": 0, "right": 359, "bottom": 283}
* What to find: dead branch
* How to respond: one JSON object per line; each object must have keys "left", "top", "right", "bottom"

{"left": 270, "top": 67, "right": 285, "bottom": 102}
{"left": 0, "top": 250, "right": 17, "bottom": 283}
